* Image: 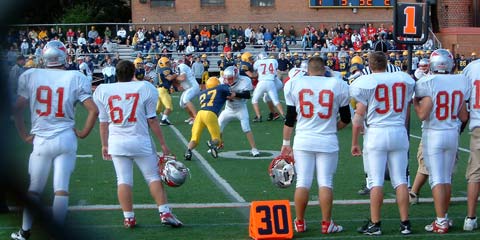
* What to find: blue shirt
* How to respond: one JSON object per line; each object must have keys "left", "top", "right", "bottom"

{"left": 157, "top": 67, "right": 174, "bottom": 89}
{"left": 239, "top": 61, "right": 253, "bottom": 77}
{"left": 199, "top": 84, "right": 231, "bottom": 115}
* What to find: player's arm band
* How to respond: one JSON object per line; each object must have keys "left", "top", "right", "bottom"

{"left": 339, "top": 105, "right": 351, "bottom": 124}
{"left": 235, "top": 91, "right": 251, "bottom": 99}
{"left": 284, "top": 105, "right": 297, "bottom": 127}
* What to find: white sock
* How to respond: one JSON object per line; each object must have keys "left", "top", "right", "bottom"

{"left": 52, "top": 195, "right": 69, "bottom": 225}
{"left": 123, "top": 211, "right": 134, "bottom": 218}
{"left": 437, "top": 217, "right": 446, "bottom": 223}
{"left": 158, "top": 204, "right": 170, "bottom": 214}
{"left": 22, "top": 208, "right": 33, "bottom": 231}
{"left": 162, "top": 115, "right": 168, "bottom": 121}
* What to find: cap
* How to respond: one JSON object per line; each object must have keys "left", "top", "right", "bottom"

{"left": 145, "top": 62, "right": 154, "bottom": 68}
{"left": 220, "top": 53, "right": 224, "bottom": 57}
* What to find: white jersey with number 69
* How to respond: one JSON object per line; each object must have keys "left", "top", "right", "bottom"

{"left": 254, "top": 58, "right": 278, "bottom": 81}
{"left": 415, "top": 74, "right": 470, "bottom": 130}
{"left": 350, "top": 71, "right": 415, "bottom": 127}
{"left": 284, "top": 75, "right": 350, "bottom": 152}
{"left": 93, "top": 81, "right": 158, "bottom": 156}
{"left": 464, "top": 59, "right": 480, "bottom": 131}
{"left": 17, "top": 68, "right": 91, "bottom": 138}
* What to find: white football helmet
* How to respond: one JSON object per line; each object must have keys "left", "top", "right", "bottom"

{"left": 158, "top": 155, "right": 190, "bottom": 187}
{"left": 256, "top": 52, "right": 268, "bottom": 61}
{"left": 268, "top": 155, "right": 295, "bottom": 188}
{"left": 223, "top": 66, "right": 239, "bottom": 85}
{"left": 429, "top": 49, "right": 454, "bottom": 73}
{"left": 42, "top": 40, "right": 67, "bottom": 67}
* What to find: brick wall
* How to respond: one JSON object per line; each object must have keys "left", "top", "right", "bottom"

{"left": 438, "top": 0, "right": 473, "bottom": 28}
{"left": 132, "top": 0, "right": 417, "bottom": 29}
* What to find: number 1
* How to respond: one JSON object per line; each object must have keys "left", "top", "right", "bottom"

{"left": 403, "top": 6, "right": 417, "bottom": 35}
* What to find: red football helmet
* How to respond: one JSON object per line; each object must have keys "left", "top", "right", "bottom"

{"left": 268, "top": 155, "right": 295, "bottom": 188}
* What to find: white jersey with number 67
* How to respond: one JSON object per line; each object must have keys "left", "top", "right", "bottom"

{"left": 93, "top": 81, "right": 158, "bottom": 156}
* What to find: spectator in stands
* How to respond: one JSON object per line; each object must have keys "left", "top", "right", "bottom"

{"left": 223, "top": 42, "right": 232, "bottom": 53}
{"left": 229, "top": 25, "right": 238, "bottom": 42}
{"left": 264, "top": 28, "right": 273, "bottom": 43}
{"left": 20, "top": 39, "right": 29, "bottom": 56}
{"left": 185, "top": 41, "right": 195, "bottom": 54}
{"left": 65, "top": 55, "right": 77, "bottom": 70}
{"left": 77, "top": 33, "right": 87, "bottom": 47}
{"left": 178, "top": 26, "right": 187, "bottom": 39}
{"left": 102, "top": 57, "right": 116, "bottom": 84}
{"left": 177, "top": 38, "right": 186, "bottom": 53}
{"left": 237, "top": 26, "right": 245, "bottom": 39}
{"left": 28, "top": 28, "right": 38, "bottom": 42}
{"left": 104, "top": 26, "right": 112, "bottom": 39}
{"left": 48, "top": 27, "right": 57, "bottom": 40}
{"left": 88, "top": 26, "right": 99, "bottom": 43}
{"left": 57, "top": 27, "right": 65, "bottom": 42}
{"left": 137, "top": 27, "right": 146, "bottom": 44}
{"left": 210, "top": 35, "right": 219, "bottom": 53}
{"left": 95, "top": 36, "right": 103, "bottom": 46}
{"left": 117, "top": 27, "right": 127, "bottom": 44}
{"left": 38, "top": 28, "right": 47, "bottom": 40}
{"left": 34, "top": 43, "right": 43, "bottom": 63}
{"left": 301, "top": 31, "right": 311, "bottom": 51}
{"left": 244, "top": 25, "right": 252, "bottom": 43}
{"left": 288, "top": 25, "right": 297, "bottom": 45}
{"left": 102, "top": 37, "right": 115, "bottom": 53}
{"left": 65, "top": 28, "right": 74, "bottom": 43}
{"left": 232, "top": 36, "right": 246, "bottom": 52}
{"left": 256, "top": 30, "right": 264, "bottom": 45}
{"left": 218, "top": 25, "right": 228, "bottom": 44}
{"left": 200, "top": 26, "right": 211, "bottom": 42}
{"left": 264, "top": 40, "right": 275, "bottom": 52}
{"left": 126, "top": 26, "right": 135, "bottom": 46}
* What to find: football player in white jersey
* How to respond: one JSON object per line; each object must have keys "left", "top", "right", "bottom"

{"left": 252, "top": 53, "right": 284, "bottom": 121}
{"left": 175, "top": 59, "right": 201, "bottom": 125}
{"left": 413, "top": 49, "right": 469, "bottom": 233}
{"left": 11, "top": 41, "right": 99, "bottom": 240}
{"left": 218, "top": 66, "right": 260, "bottom": 157}
{"left": 281, "top": 57, "right": 351, "bottom": 234}
{"left": 351, "top": 51, "right": 415, "bottom": 235}
{"left": 463, "top": 59, "right": 480, "bottom": 231}
{"left": 93, "top": 60, "right": 182, "bottom": 229}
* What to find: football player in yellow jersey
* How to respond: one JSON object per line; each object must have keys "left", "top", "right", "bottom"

{"left": 184, "top": 77, "right": 235, "bottom": 160}
{"left": 156, "top": 57, "right": 177, "bottom": 125}
{"left": 393, "top": 52, "right": 403, "bottom": 70}
{"left": 326, "top": 52, "right": 336, "bottom": 70}
{"left": 201, "top": 54, "right": 210, "bottom": 88}
{"left": 338, "top": 52, "right": 349, "bottom": 77}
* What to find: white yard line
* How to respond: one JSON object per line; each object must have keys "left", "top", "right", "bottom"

{"left": 410, "top": 134, "right": 470, "bottom": 153}
{"left": 7, "top": 196, "right": 469, "bottom": 211}
{"left": 76, "top": 154, "right": 93, "bottom": 158}
{"left": 168, "top": 125, "right": 246, "bottom": 203}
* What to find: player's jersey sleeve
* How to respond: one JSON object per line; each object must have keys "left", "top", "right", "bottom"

{"left": 415, "top": 75, "right": 434, "bottom": 98}
{"left": 93, "top": 85, "right": 109, "bottom": 123}
{"left": 144, "top": 82, "right": 159, "bottom": 119}
{"left": 253, "top": 61, "right": 259, "bottom": 71}
{"left": 283, "top": 77, "right": 295, "bottom": 106}
{"left": 17, "top": 69, "right": 32, "bottom": 99}
{"left": 349, "top": 75, "right": 375, "bottom": 106}
{"left": 76, "top": 73, "right": 92, "bottom": 102}
{"left": 337, "top": 79, "right": 350, "bottom": 107}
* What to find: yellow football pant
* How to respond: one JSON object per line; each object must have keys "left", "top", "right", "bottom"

{"left": 190, "top": 110, "right": 221, "bottom": 144}
{"left": 156, "top": 87, "right": 173, "bottom": 114}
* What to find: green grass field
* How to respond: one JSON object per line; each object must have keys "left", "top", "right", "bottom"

{"left": 1, "top": 90, "right": 479, "bottom": 240}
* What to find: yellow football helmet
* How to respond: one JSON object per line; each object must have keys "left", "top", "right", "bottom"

{"left": 327, "top": 52, "right": 333, "bottom": 57}
{"left": 206, "top": 77, "right": 220, "bottom": 89}
{"left": 241, "top": 52, "right": 253, "bottom": 62}
{"left": 351, "top": 56, "right": 363, "bottom": 65}
{"left": 403, "top": 50, "right": 408, "bottom": 56}
{"left": 133, "top": 57, "right": 143, "bottom": 68}
{"left": 157, "top": 57, "right": 170, "bottom": 68}
{"left": 389, "top": 52, "right": 395, "bottom": 57}
{"left": 201, "top": 54, "right": 207, "bottom": 58}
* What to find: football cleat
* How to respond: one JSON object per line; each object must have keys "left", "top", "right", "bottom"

{"left": 269, "top": 155, "right": 295, "bottom": 188}
{"left": 207, "top": 140, "right": 218, "bottom": 158}
{"left": 251, "top": 148, "right": 260, "bottom": 157}
{"left": 409, "top": 192, "right": 419, "bottom": 205}
{"left": 425, "top": 220, "right": 448, "bottom": 233}
{"left": 400, "top": 220, "right": 412, "bottom": 235}
{"left": 357, "top": 185, "right": 370, "bottom": 195}
{"left": 322, "top": 220, "right": 343, "bottom": 234}
{"left": 294, "top": 218, "right": 306, "bottom": 232}
{"left": 358, "top": 220, "right": 381, "bottom": 235}
{"left": 463, "top": 217, "right": 478, "bottom": 231}
{"left": 184, "top": 149, "right": 192, "bottom": 161}
{"left": 253, "top": 116, "right": 262, "bottom": 122}
{"left": 160, "top": 119, "right": 172, "bottom": 126}
{"left": 123, "top": 217, "right": 136, "bottom": 228}
{"left": 161, "top": 212, "right": 183, "bottom": 228}
{"left": 11, "top": 229, "right": 30, "bottom": 240}
{"left": 267, "top": 112, "right": 280, "bottom": 121}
